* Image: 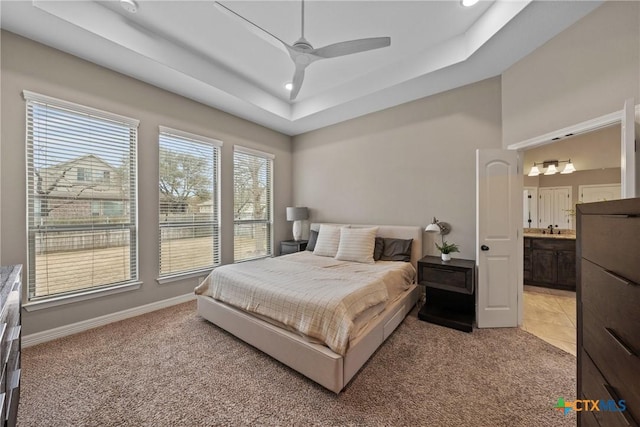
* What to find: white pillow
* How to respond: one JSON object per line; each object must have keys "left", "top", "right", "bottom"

{"left": 335, "top": 227, "right": 378, "bottom": 264}
{"left": 313, "top": 225, "right": 343, "bottom": 257}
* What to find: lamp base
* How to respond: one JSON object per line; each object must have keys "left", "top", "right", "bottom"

{"left": 292, "top": 220, "right": 303, "bottom": 241}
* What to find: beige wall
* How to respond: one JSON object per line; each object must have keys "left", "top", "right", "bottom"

{"left": 523, "top": 125, "right": 620, "bottom": 172}
{"left": 0, "top": 31, "right": 292, "bottom": 335}
{"left": 292, "top": 77, "right": 503, "bottom": 260}
{"left": 502, "top": 1, "right": 640, "bottom": 146}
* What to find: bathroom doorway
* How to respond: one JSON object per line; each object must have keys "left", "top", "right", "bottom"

{"left": 517, "top": 123, "right": 625, "bottom": 355}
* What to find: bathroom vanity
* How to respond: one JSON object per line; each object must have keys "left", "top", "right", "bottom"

{"left": 524, "top": 231, "right": 576, "bottom": 291}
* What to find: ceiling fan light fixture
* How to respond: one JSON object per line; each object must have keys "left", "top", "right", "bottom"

{"left": 461, "top": 0, "right": 480, "bottom": 7}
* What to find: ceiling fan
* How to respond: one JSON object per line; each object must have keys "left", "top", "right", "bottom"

{"left": 214, "top": 0, "right": 391, "bottom": 100}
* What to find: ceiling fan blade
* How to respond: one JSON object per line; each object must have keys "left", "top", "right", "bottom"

{"left": 290, "top": 64, "right": 306, "bottom": 101}
{"left": 214, "top": 1, "right": 289, "bottom": 54}
{"left": 312, "top": 37, "right": 390, "bottom": 59}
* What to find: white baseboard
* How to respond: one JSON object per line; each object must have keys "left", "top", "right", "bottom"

{"left": 23, "top": 293, "right": 196, "bottom": 348}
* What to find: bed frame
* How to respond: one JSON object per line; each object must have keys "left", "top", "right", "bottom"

{"left": 196, "top": 223, "right": 423, "bottom": 393}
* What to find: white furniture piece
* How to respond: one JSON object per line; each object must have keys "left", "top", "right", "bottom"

{"left": 196, "top": 223, "right": 422, "bottom": 393}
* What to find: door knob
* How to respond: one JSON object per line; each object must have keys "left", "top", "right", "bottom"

{"left": 481, "top": 245, "right": 490, "bottom": 251}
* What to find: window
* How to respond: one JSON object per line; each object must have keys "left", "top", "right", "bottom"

{"left": 76, "top": 167, "right": 86, "bottom": 182}
{"left": 24, "top": 91, "right": 139, "bottom": 302}
{"left": 159, "top": 127, "right": 221, "bottom": 278}
{"left": 233, "top": 146, "right": 273, "bottom": 262}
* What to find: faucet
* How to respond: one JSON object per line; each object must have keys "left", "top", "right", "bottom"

{"left": 547, "top": 224, "right": 554, "bottom": 235}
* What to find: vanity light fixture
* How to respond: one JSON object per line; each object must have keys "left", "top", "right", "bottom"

{"left": 528, "top": 159, "right": 576, "bottom": 176}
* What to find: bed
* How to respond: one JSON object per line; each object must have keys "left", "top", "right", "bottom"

{"left": 195, "top": 223, "right": 422, "bottom": 393}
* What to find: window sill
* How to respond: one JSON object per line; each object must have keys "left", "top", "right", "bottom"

{"left": 23, "top": 281, "right": 142, "bottom": 312}
{"left": 156, "top": 268, "right": 215, "bottom": 285}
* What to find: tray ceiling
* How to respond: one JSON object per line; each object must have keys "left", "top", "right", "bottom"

{"left": 1, "top": 0, "right": 602, "bottom": 135}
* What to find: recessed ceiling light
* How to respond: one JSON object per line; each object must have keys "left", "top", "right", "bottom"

{"left": 284, "top": 82, "right": 293, "bottom": 91}
{"left": 120, "top": 0, "right": 138, "bottom": 14}
{"left": 461, "top": 0, "right": 479, "bottom": 7}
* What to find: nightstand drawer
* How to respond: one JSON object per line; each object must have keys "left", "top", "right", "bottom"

{"left": 280, "top": 240, "right": 308, "bottom": 255}
{"left": 419, "top": 266, "right": 473, "bottom": 294}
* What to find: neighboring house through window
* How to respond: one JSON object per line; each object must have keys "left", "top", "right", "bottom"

{"left": 158, "top": 127, "right": 221, "bottom": 279}
{"left": 24, "top": 91, "right": 139, "bottom": 303}
{"left": 233, "top": 146, "right": 274, "bottom": 262}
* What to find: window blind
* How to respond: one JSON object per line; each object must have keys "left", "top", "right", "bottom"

{"left": 24, "top": 91, "right": 139, "bottom": 301}
{"left": 233, "top": 146, "right": 274, "bottom": 262}
{"left": 159, "top": 127, "right": 221, "bottom": 277}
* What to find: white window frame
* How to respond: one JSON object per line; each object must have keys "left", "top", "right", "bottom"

{"left": 233, "top": 145, "right": 274, "bottom": 262}
{"left": 157, "top": 126, "right": 222, "bottom": 283}
{"left": 23, "top": 91, "right": 140, "bottom": 310}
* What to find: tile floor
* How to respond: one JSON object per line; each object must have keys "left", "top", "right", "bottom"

{"left": 521, "top": 285, "right": 577, "bottom": 356}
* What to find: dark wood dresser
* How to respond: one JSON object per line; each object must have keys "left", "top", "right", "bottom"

{"left": 577, "top": 199, "right": 639, "bottom": 427}
{"left": 0, "top": 265, "right": 21, "bottom": 427}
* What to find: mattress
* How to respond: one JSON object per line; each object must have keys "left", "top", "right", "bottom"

{"left": 195, "top": 251, "right": 415, "bottom": 355}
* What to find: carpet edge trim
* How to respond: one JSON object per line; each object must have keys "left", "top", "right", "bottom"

{"left": 23, "top": 293, "right": 196, "bottom": 347}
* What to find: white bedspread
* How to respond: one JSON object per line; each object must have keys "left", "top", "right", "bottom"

{"left": 195, "top": 252, "right": 415, "bottom": 355}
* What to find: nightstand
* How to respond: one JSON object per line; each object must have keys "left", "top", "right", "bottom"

{"left": 280, "top": 240, "right": 308, "bottom": 255}
{"left": 417, "top": 256, "right": 475, "bottom": 333}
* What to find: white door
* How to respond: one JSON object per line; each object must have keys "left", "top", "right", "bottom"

{"left": 622, "top": 98, "right": 636, "bottom": 198}
{"left": 553, "top": 187, "right": 572, "bottom": 230}
{"left": 523, "top": 187, "right": 538, "bottom": 229}
{"left": 538, "top": 186, "right": 572, "bottom": 230}
{"left": 476, "top": 149, "right": 520, "bottom": 328}
{"left": 580, "top": 184, "right": 621, "bottom": 203}
{"left": 538, "top": 188, "right": 554, "bottom": 228}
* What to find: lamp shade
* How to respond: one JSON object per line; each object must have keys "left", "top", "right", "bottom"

{"left": 425, "top": 223, "right": 441, "bottom": 233}
{"left": 544, "top": 164, "right": 557, "bottom": 175}
{"left": 286, "top": 207, "right": 308, "bottom": 221}
{"left": 561, "top": 161, "right": 576, "bottom": 174}
{"left": 528, "top": 165, "right": 540, "bottom": 177}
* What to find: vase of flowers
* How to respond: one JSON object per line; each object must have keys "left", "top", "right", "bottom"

{"left": 435, "top": 241, "right": 460, "bottom": 262}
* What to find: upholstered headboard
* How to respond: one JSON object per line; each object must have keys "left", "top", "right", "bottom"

{"left": 309, "top": 223, "right": 423, "bottom": 270}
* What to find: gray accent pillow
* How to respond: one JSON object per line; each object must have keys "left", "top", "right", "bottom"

{"left": 380, "top": 238, "right": 413, "bottom": 262}
{"left": 306, "top": 230, "right": 319, "bottom": 251}
{"left": 373, "top": 237, "right": 384, "bottom": 261}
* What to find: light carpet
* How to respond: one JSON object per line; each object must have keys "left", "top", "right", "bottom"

{"left": 18, "top": 301, "right": 576, "bottom": 426}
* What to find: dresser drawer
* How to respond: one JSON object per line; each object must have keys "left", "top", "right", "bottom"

{"left": 581, "top": 349, "right": 636, "bottom": 427}
{"left": 581, "top": 259, "right": 640, "bottom": 354}
{"left": 6, "top": 367, "right": 20, "bottom": 427}
{"left": 419, "top": 265, "right": 472, "bottom": 294}
{"left": 581, "top": 214, "right": 640, "bottom": 284}
{"left": 580, "top": 409, "right": 601, "bottom": 427}
{"left": 583, "top": 308, "right": 640, "bottom": 424}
